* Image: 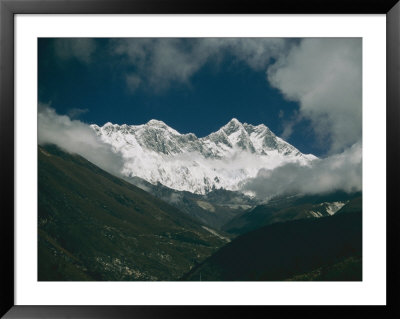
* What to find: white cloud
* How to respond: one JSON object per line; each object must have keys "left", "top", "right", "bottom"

{"left": 38, "top": 103, "right": 124, "bottom": 176}
{"left": 53, "top": 38, "right": 97, "bottom": 63}
{"left": 111, "top": 38, "right": 288, "bottom": 91}
{"left": 267, "top": 38, "right": 362, "bottom": 153}
{"left": 242, "top": 142, "right": 362, "bottom": 200}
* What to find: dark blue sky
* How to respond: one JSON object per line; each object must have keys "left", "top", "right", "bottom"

{"left": 38, "top": 38, "right": 321, "bottom": 156}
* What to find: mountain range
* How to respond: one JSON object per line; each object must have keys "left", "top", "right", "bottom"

{"left": 38, "top": 119, "right": 361, "bottom": 281}
{"left": 91, "top": 118, "right": 317, "bottom": 195}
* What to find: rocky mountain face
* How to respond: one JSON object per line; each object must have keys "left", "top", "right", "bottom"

{"left": 91, "top": 118, "right": 317, "bottom": 195}
{"left": 127, "top": 175, "right": 257, "bottom": 230}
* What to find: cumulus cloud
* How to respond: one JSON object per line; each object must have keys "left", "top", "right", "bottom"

{"left": 53, "top": 38, "right": 97, "bottom": 63}
{"left": 38, "top": 103, "right": 124, "bottom": 176}
{"left": 267, "top": 38, "right": 362, "bottom": 153}
{"left": 111, "top": 38, "right": 288, "bottom": 91}
{"left": 242, "top": 142, "right": 362, "bottom": 200}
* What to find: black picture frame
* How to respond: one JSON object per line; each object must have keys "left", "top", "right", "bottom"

{"left": 1, "top": 0, "right": 399, "bottom": 318}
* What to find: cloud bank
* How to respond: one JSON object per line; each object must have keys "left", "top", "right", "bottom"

{"left": 242, "top": 142, "right": 362, "bottom": 199}
{"left": 38, "top": 104, "right": 124, "bottom": 176}
{"left": 267, "top": 38, "right": 362, "bottom": 154}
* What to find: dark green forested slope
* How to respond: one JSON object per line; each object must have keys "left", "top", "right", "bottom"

{"left": 38, "top": 145, "right": 227, "bottom": 281}
{"left": 285, "top": 256, "right": 362, "bottom": 281}
{"left": 182, "top": 211, "right": 362, "bottom": 281}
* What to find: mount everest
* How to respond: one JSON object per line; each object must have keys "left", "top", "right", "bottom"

{"left": 91, "top": 118, "right": 317, "bottom": 195}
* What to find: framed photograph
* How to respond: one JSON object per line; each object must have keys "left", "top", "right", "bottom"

{"left": 1, "top": 0, "right": 399, "bottom": 318}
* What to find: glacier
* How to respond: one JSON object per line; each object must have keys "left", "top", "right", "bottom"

{"left": 91, "top": 118, "right": 317, "bottom": 194}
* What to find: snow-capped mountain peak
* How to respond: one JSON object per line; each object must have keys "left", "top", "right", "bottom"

{"left": 147, "top": 119, "right": 166, "bottom": 125}
{"left": 221, "top": 117, "right": 242, "bottom": 132}
{"left": 91, "top": 119, "right": 317, "bottom": 194}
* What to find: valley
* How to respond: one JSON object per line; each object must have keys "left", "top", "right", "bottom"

{"left": 38, "top": 142, "right": 362, "bottom": 281}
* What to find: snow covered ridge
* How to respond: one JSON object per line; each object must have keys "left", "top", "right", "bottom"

{"left": 308, "top": 201, "right": 347, "bottom": 218}
{"left": 90, "top": 118, "right": 317, "bottom": 194}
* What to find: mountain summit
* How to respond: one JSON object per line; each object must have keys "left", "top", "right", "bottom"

{"left": 91, "top": 119, "right": 317, "bottom": 194}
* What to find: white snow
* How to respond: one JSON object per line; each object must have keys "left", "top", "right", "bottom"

{"left": 325, "top": 201, "right": 347, "bottom": 215}
{"left": 309, "top": 211, "right": 323, "bottom": 218}
{"left": 90, "top": 119, "right": 317, "bottom": 194}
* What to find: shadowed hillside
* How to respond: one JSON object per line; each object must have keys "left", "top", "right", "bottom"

{"left": 223, "top": 192, "right": 361, "bottom": 236}
{"left": 183, "top": 211, "right": 362, "bottom": 281}
{"left": 38, "top": 145, "right": 227, "bottom": 281}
